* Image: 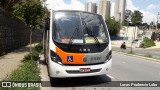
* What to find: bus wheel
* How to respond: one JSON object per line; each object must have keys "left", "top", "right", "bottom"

{"left": 50, "top": 77, "right": 59, "bottom": 83}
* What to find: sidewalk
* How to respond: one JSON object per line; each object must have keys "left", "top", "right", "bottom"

{"left": 0, "top": 44, "right": 35, "bottom": 81}
{"left": 112, "top": 44, "right": 160, "bottom": 50}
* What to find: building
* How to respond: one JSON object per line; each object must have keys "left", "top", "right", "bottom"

{"left": 98, "top": 0, "right": 111, "bottom": 19}
{"left": 84, "top": 2, "right": 97, "bottom": 13}
{"left": 114, "top": 0, "right": 126, "bottom": 22}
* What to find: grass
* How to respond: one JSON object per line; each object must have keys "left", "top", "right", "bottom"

{"left": 126, "top": 52, "right": 160, "bottom": 61}
{"left": 1, "top": 61, "right": 41, "bottom": 90}
{"left": 128, "top": 51, "right": 134, "bottom": 54}
{"left": 0, "top": 43, "right": 43, "bottom": 90}
{"left": 142, "top": 54, "right": 160, "bottom": 60}
{"left": 23, "top": 43, "right": 43, "bottom": 61}
{"left": 113, "top": 50, "right": 160, "bottom": 61}
{"left": 7, "top": 61, "right": 40, "bottom": 81}
{"left": 153, "top": 57, "right": 160, "bottom": 60}
{"left": 144, "top": 54, "right": 152, "bottom": 58}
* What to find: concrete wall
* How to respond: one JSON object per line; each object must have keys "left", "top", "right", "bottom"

{"left": 119, "top": 26, "right": 139, "bottom": 41}
{"left": 111, "top": 40, "right": 139, "bottom": 48}
{"left": 119, "top": 26, "right": 150, "bottom": 41}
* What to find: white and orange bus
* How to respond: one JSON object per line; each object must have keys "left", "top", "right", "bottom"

{"left": 43, "top": 10, "right": 112, "bottom": 78}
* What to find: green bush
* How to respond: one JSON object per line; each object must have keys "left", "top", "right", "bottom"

{"left": 23, "top": 50, "right": 39, "bottom": 61}
{"left": 23, "top": 43, "right": 43, "bottom": 61}
{"left": 35, "top": 43, "right": 43, "bottom": 53}
{"left": 140, "top": 37, "right": 155, "bottom": 48}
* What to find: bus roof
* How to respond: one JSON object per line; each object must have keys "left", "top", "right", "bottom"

{"left": 51, "top": 10, "right": 101, "bottom": 16}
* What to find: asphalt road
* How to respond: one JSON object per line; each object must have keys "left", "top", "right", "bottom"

{"left": 112, "top": 46, "right": 160, "bottom": 58}
{"left": 111, "top": 53, "right": 160, "bottom": 81}
{"left": 39, "top": 52, "right": 160, "bottom": 90}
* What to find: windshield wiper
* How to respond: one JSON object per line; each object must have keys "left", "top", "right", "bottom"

{"left": 67, "top": 27, "right": 79, "bottom": 47}
{"left": 83, "top": 20, "right": 100, "bottom": 46}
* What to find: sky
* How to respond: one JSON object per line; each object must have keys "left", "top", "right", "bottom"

{"left": 45, "top": 0, "right": 160, "bottom": 24}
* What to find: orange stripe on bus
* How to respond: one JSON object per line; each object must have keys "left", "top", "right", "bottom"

{"left": 56, "top": 47, "right": 85, "bottom": 64}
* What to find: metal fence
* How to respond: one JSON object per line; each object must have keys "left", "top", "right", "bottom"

{"left": 0, "top": 8, "right": 42, "bottom": 54}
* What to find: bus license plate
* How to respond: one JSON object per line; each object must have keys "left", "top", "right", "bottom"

{"left": 80, "top": 68, "right": 91, "bottom": 72}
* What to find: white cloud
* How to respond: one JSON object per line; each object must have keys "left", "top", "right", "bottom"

{"left": 140, "top": 10, "right": 156, "bottom": 24}
{"left": 126, "top": 0, "right": 155, "bottom": 24}
{"left": 86, "top": 0, "right": 98, "bottom": 3}
{"left": 45, "top": 0, "right": 84, "bottom": 11}
{"left": 147, "top": 4, "right": 159, "bottom": 10}
{"left": 126, "top": 0, "right": 139, "bottom": 11}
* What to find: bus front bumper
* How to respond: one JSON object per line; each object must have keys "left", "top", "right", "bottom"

{"left": 48, "top": 59, "right": 112, "bottom": 78}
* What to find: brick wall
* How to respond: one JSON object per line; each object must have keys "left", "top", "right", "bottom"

{"left": 0, "top": 8, "right": 42, "bottom": 54}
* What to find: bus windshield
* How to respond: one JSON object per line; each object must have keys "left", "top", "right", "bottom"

{"left": 53, "top": 11, "right": 108, "bottom": 45}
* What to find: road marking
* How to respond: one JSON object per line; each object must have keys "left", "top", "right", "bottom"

{"left": 107, "top": 74, "right": 115, "bottom": 79}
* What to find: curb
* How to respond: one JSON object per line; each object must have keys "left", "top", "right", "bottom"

{"left": 112, "top": 46, "right": 142, "bottom": 50}
{"left": 112, "top": 45, "right": 160, "bottom": 50}
{"left": 113, "top": 50, "right": 160, "bottom": 62}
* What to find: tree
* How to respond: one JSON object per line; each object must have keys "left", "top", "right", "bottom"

{"left": 13, "top": 0, "right": 45, "bottom": 60}
{"left": 130, "top": 10, "right": 143, "bottom": 53}
{"left": 157, "top": 23, "right": 160, "bottom": 29}
{"left": 150, "top": 21, "right": 156, "bottom": 29}
{"left": 0, "top": 0, "right": 21, "bottom": 11}
{"left": 142, "top": 23, "right": 148, "bottom": 26}
{"left": 141, "top": 23, "right": 149, "bottom": 29}
{"left": 131, "top": 10, "right": 143, "bottom": 26}
{"left": 13, "top": 1, "right": 45, "bottom": 28}
{"left": 122, "top": 19, "right": 128, "bottom": 26}
{"left": 105, "top": 17, "right": 121, "bottom": 36}
{"left": 123, "top": 10, "right": 132, "bottom": 26}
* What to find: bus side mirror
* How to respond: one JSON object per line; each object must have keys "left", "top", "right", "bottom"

{"left": 45, "top": 18, "right": 50, "bottom": 31}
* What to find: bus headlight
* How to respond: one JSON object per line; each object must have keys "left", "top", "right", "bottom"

{"left": 50, "top": 50, "right": 62, "bottom": 64}
{"left": 105, "top": 50, "right": 112, "bottom": 62}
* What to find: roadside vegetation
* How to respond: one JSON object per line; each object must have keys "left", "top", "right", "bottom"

{"left": 1, "top": 1, "right": 44, "bottom": 89}
{"left": 144, "top": 54, "right": 152, "bottom": 58}
{"left": 140, "top": 37, "right": 155, "bottom": 48}
{"left": 127, "top": 51, "right": 160, "bottom": 61}
{"left": 105, "top": 17, "right": 121, "bottom": 36}
{"left": 113, "top": 50, "right": 160, "bottom": 61}
{"left": 1, "top": 43, "right": 43, "bottom": 90}
{"left": 141, "top": 54, "right": 160, "bottom": 61}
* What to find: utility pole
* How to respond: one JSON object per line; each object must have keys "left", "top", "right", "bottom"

{"left": 125, "top": 10, "right": 133, "bottom": 53}
{"left": 130, "top": 12, "right": 143, "bottom": 53}
{"left": 125, "top": 10, "right": 132, "bottom": 42}
{"left": 157, "top": 12, "right": 159, "bottom": 30}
